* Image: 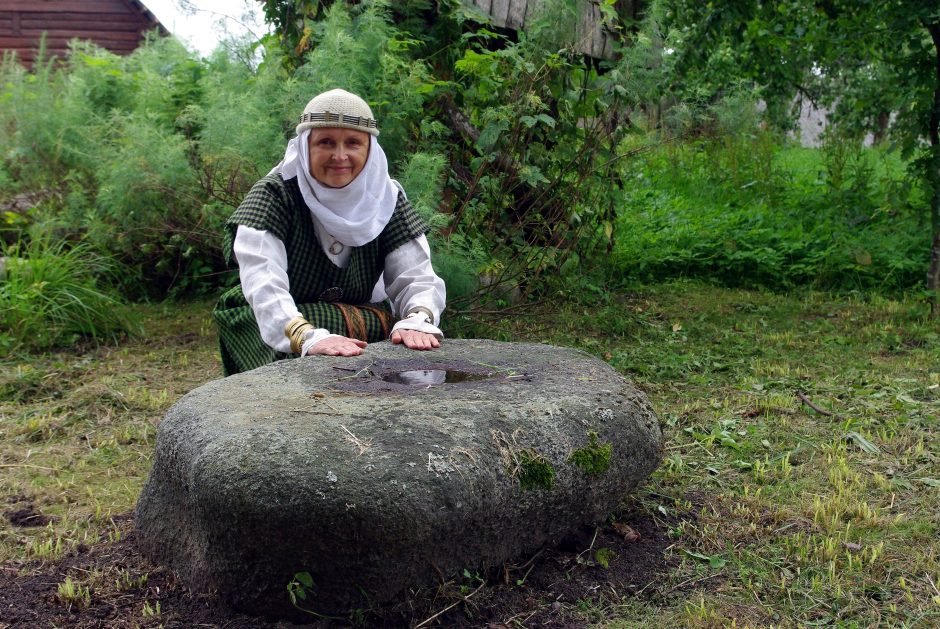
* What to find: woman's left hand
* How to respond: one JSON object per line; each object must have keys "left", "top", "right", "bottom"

{"left": 391, "top": 329, "right": 441, "bottom": 350}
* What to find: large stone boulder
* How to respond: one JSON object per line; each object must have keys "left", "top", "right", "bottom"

{"left": 135, "top": 339, "right": 662, "bottom": 616}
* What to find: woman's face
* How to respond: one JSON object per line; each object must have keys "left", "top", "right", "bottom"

{"left": 307, "top": 127, "right": 370, "bottom": 188}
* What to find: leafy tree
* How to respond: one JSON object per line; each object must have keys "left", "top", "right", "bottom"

{"left": 257, "top": 0, "right": 445, "bottom": 69}
{"left": 661, "top": 0, "right": 940, "bottom": 313}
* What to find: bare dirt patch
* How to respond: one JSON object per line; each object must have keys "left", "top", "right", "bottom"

{"left": 4, "top": 503, "right": 55, "bottom": 528}
{"left": 0, "top": 506, "right": 669, "bottom": 628}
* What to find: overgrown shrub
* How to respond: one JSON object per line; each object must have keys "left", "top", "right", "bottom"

{"left": 613, "top": 137, "right": 926, "bottom": 291}
{"left": 0, "top": 239, "right": 135, "bottom": 351}
{"left": 1, "top": 39, "right": 220, "bottom": 297}
{"left": 439, "top": 1, "right": 640, "bottom": 301}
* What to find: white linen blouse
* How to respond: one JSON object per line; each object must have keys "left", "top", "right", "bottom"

{"left": 233, "top": 216, "right": 445, "bottom": 357}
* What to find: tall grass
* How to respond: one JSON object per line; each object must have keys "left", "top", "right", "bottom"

{"left": 612, "top": 133, "right": 926, "bottom": 292}
{"left": 0, "top": 239, "right": 135, "bottom": 352}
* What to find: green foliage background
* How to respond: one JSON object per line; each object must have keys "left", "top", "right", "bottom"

{"left": 616, "top": 136, "right": 927, "bottom": 291}
{"left": 659, "top": 0, "right": 940, "bottom": 304}
{"left": 0, "top": 0, "right": 934, "bottom": 350}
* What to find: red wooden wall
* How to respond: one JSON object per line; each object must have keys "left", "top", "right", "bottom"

{"left": 0, "top": 0, "right": 166, "bottom": 65}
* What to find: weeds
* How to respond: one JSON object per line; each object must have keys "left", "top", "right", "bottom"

{"left": 0, "top": 238, "right": 135, "bottom": 351}
{"left": 613, "top": 139, "right": 926, "bottom": 292}
{"left": 141, "top": 600, "right": 161, "bottom": 617}
{"left": 114, "top": 568, "right": 148, "bottom": 592}
{"left": 56, "top": 576, "right": 91, "bottom": 610}
{"left": 25, "top": 531, "right": 67, "bottom": 561}
{"left": 286, "top": 571, "right": 343, "bottom": 620}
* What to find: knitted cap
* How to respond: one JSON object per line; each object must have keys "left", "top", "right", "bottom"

{"left": 296, "top": 89, "right": 379, "bottom": 137}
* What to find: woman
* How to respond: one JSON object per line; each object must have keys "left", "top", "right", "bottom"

{"left": 214, "top": 89, "right": 445, "bottom": 376}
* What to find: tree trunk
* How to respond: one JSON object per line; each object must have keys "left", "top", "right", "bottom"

{"left": 872, "top": 110, "right": 890, "bottom": 145}
{"left": 925, "top": 22, "right": 940, "bottom": 316}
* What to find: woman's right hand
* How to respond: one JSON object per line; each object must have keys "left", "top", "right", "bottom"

{"left": 307, "top": 336, "right": 368, "bottom": 356}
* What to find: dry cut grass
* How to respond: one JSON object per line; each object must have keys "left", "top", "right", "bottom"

{"left": 0, "top": 301, "right": 219, "bottom": 566}
{"left": 1, "top": 284, "right": 939, "bottom": 627}
{"left": 459, "top": 282, "right": 940, "bottom": 627}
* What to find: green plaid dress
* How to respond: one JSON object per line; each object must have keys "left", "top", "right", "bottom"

{"left": 213, "top": 173, "right": 430, "bottom": 376}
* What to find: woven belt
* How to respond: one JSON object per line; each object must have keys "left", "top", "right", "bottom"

{"left": 361, "top": 305, "right": 392, "bottom": 338}
{"left": 334, "top": 303, "right": 391, "bottom": 341}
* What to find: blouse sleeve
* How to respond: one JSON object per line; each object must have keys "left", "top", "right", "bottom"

{"left": 383, "top": 235, "right": 446, "bottom": 338}
{"left": 233, "top": 225, "right": 339, "bottom": 354}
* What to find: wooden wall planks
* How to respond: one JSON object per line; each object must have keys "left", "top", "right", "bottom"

{"left": 0, "top": 0, "right": 163, "bottom": 65}
{"left": 463, "top": 0, "right": 621, "bottom": 59}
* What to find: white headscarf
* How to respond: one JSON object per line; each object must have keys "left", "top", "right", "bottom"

{"left": 270, "top": 130, "right": 403, "bottom": 247}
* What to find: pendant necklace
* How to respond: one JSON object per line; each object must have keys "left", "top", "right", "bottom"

{"left": 328, "top": 238, "right": 344, "bottom": 256}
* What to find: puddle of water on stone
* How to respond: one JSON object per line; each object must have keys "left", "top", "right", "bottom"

{"left": 381, "top": 369, "right": 491, "bottom": 386}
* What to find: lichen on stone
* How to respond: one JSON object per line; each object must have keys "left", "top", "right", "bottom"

{"left": 568, "top": 431, "right": 613, "bottom": 475}
{"left": 518, "top": 450, "right": 555, "bottom": 490}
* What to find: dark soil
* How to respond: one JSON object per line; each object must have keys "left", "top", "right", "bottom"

{"left": 5, "top": 504, "right": 55, "bottom": 528}
{"left": 0, "top": 507, "right": 670, "bottom": 628}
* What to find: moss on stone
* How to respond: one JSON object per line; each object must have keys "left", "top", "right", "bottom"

{"left": 518, "top": 450, "right": 555, "bottom": 490}
{"left": 568, "top": 432, "right": 613, "bottom": 475}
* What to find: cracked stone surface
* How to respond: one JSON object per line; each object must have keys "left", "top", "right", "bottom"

{"left": 135, "top": 339, "right": 663, "bottom": 616}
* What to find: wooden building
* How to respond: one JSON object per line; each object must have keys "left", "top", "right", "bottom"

{"left": 0, "top": 0, "right": 166, "bottom": 65}
{"left": 461, "top": 0, "right": 641, "bottom": 59}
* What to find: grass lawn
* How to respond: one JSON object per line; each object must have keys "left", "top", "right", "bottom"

{"left": 1, "top": 282, "right": 938, "bottom": 627}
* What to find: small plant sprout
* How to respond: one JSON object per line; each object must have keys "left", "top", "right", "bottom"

{"left": 287, "top": 571, "right": 315, "bottom": 607}
{"left": 142, "top": 600, "right": 161, "bottom": 617}
{"left": 26, "top": 531, "right": 66, "bottom": 560}
{"left": 287, "top": 572, "right": 340, "bottom": 620}
{"left": 460, "top": 568, "right": 485, "bottom": 595}
{"left": 57, "top": 576, "right": 91, "bottom": 610}
{"left": 115, "top": 568, "right": 148, "bottom": 591}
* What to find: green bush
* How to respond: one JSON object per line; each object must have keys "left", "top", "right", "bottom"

{"left": 0, "top": 239, "right": 135, "bottom": 352}
{"left": 0, "top": 40, "right": 218, "bottom": 296}
{"left": 441, "top": 1, "right": 639, "bottom": 301}
{"left": 613, "top": 136, "right": 926, "bottom": 291}
{"left": 91, "top": 113, "right": 205, "bottom": 296}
